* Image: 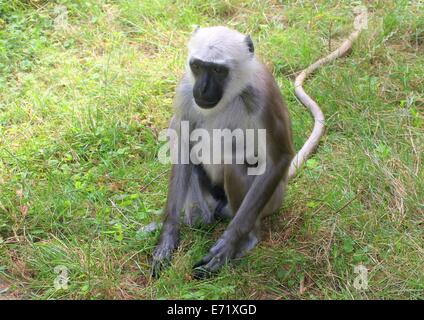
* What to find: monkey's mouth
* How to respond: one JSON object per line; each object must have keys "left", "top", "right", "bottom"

{"left": 194, "top": 98, "right": 220, "bottom": 108}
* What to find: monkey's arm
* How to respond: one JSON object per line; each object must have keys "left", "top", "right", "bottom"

{"left": 152, "top": 162, "right": 192, "bottom": 276}
{"left": 152, "top": 114, "right": 194, "bottom": 275}
{"left": 226, "top": 156, "right": 291, "bottom": 238}
{"left": 193, "top": 153, "right": 292, "bottom": 277}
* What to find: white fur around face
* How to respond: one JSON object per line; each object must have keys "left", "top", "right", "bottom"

{"left": 186, "top": 26, "right": 260, "bottom": 115}
{"left": 188, "top": 26, "right": 250, "bottom": 62}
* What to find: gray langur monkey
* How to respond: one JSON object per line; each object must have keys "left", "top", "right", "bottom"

{"left": 151, "top": 17, "right": 366, "bottom": 278}
{"left": 152, "top": 26, "right": 294, "bottom": 279}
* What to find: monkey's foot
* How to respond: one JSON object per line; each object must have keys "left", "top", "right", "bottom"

{"left": 151, "top": 236, "right": 178, "bottom": 277}
{"left": 213, "top": 201, "right": 233, "bottom": 221}
{"left": 184, "top": 203, "right": 214, "bottom": 226}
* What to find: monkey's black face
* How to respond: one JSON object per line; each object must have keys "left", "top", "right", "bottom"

{"left": 190, "top": 58, "right": 229, "bottom": 108}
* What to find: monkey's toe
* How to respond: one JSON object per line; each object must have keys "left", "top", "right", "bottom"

{"left": 151, "top": 239, "right": 178, "bottom": 278}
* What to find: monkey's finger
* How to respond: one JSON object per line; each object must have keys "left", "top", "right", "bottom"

{"left": 203, "top": 256, "right": 226, "bottom": 274}
{"left": 192, "top": 253, "right": 214, "bottom": 269}
{"left": 193, "top": 256, "right": 225, "bottom": 279}
{"left": 150, "top": 260, "right": 163, "bottom": 278}
{"left": 151, "top": 257, "right": 171, "bottom": 278}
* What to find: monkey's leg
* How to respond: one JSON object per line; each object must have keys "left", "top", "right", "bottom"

{"left": 152, "top": 163, "right": 192, "bottom": 277}
{"left": 187, "top": 164, "right": 233, "bottom": 225}
{"left": 193, "top": 157, "right": 290, "bottom": 279}
{"left": 232, "top": 180, "right": 284, "bottom": 259}
{"left": 183, "top": 166, "right": 214, "bottom": 226}
{"left": 225, "top": 165, "right": 260, "bottom": 256}
{"left": 193, "top": 164, "right": 255, "bottom": 278}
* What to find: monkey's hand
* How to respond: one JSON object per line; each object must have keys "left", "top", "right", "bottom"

{"left": 151, "top": 229, "right": 179, "bottom": 278}
{"left": 192, "top": 236, "right": 237, "bottom": 279}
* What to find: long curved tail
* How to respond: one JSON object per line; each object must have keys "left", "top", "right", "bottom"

{"left": 288, "top": 8, "right": 368, "bottom": 179}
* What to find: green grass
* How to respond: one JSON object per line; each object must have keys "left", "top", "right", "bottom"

{"left": 0, "top": 0, "right": 422, "bottom": 299}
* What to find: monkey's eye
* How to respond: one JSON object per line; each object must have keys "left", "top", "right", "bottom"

{"left": 191, "top": 63, "right": 200, "bottom": 71}
{"left": 212, "top": 67, "right": 228, "bottom": 76}
{"left": 213, "top": 67, "right": 223, "bottom": 74}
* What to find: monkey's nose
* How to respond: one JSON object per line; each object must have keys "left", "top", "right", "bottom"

{"left": 200, "top": 83, "right": 208, "bottom": 95}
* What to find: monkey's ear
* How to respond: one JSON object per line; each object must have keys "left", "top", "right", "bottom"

{"left": 245, "top": 35, "right": 254, "bottom": 54}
